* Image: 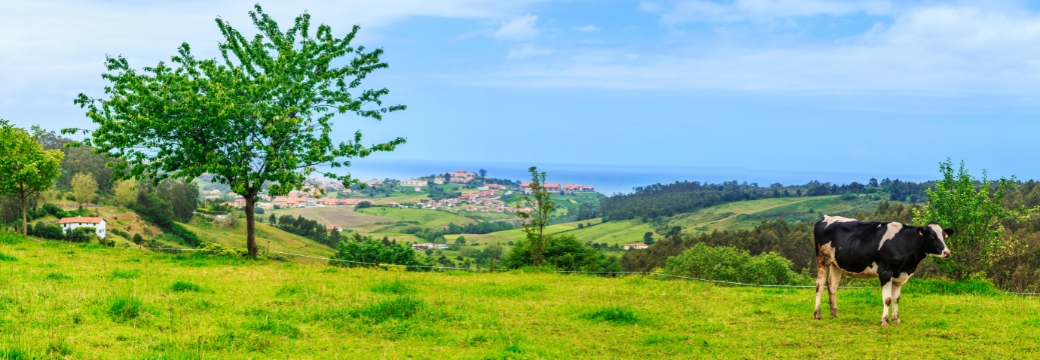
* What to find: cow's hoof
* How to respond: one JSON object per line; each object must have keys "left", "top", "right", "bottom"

{"left": 893, "top": 317, "right": 901, "bottom": 324}
{"left": 881, "top": 320, "right": 890, "bottom": 327}
{"left": 830, "top": 310, "right": 838, "bottom": 318}
{"left": 814, "top": 310, "right": 821, "bottom": 320}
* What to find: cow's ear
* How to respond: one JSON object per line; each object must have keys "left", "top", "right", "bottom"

{"left": 918, "top": 228, "right": 925, "bottom": 237}
{"left": 944, "top": 228, "right": 955, "bottom": 238}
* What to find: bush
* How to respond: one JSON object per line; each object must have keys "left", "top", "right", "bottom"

{"left": 355, "top": 201, "right": 373, "bottom": 209}
{"left": 330, "top": 234, "right": 427, "bottom": 267}
{"left": 42, "top": 203, "right": 66, "bottom": 219}
{"left": 132, "top": 234, "right": 144, "bottom": 245}
{"left": 65, "top": 227, "right": 96, "bottom": 243}
{"left": 504, "top": 234, "right": 621, "bottom": 272}
{"left": 28, "top": 222, "right": 64, "bottom": 240}
{"left": 664, "top": 243, "right": 807, "bottom": 286}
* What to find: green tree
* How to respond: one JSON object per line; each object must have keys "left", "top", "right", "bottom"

{"left": 0, "top": 121, "right": 64, "bottom": 235}
{"left": 114, "top": 179, "right": 138, "bottom": 207}
{"left": 71, "top": 173, "right": 99, "bottom": 207}
{"left": 516, "top": 166, "right": 556, "bottom": 266}
{"left": 643, "top": 231, "right": 655, "bottom": 245}
{"left": 913, "top": 159, "right": 1035, "bottom": 279}
{"left": 269, "top": 213, "right": 277, "bottom": 226}
{"left": 69, "top": 5, "right": 405, "bottom": 257}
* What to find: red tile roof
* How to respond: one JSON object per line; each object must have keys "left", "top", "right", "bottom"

{"left": 58, "top": 217, "right": 104, "bottom": 224}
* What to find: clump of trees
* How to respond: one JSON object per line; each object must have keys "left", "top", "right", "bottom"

{"left": 330, "top": 233, "right": 426, "bottom": 267}
{"left": 503, "top": 234, "right": 621, "bottom": 272}
{"left": 274, "top": 214, "right": 341, "bottom": 247}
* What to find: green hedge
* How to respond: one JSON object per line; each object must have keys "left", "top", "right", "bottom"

{"left": 664, "top": 243, "right": 807, "bottom": 286}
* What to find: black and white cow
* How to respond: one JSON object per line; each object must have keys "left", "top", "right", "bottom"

{"left": 813, "top": 215, "right": 953, "bottom": 326}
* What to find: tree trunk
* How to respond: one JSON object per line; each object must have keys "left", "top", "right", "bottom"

{"left": 20, "top": 195, "right": 27, "bottom": 236}
{"left": 246, "top": 196, "right": 257, "bottom": 258}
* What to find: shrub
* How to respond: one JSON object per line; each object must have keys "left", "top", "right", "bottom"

{"left": 132, "top": 234, "right": 144, "bottom": 245}
{"left": 64, "top": 227, "right": 96, "bottom": 243}
{"left": 664, "top": 243, "right": 807, "bottom": 286}
{"left": 580, "top": 306, "right": 639, "bottom": 325}
{"left": 170, "top": 281, "right": 201, "bottom": 292}
{"left": 28, "top": 222, "right": 64, "bottom": 240}
{"left": 42, "top": 203, "right": 66, "bottom": 219}
{"left": 504, "top": 234, "right": 621, "bottom": 272}
{"left": 107, "top": 296, "right": 144, "bottom": 322}
{"left": 330, "top": 234, "right": 427, "bottom": 267}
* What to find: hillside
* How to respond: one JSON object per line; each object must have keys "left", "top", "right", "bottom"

{"left": 180, "top": 218, "right": 334, "bottom": 257}
{"left": 1, "top": 236, "right": 1036, "bottom": 358}
{"left": 666, "top": 194, "right": 882, "bottom": 235}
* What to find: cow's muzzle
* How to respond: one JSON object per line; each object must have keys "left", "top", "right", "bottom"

{"left": 941, "top": 249, "right": 951, "bottom": 259}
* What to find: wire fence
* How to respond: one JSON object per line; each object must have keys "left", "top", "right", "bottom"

{"left": 139, "top": 246, "right": 876, "bottom": 289}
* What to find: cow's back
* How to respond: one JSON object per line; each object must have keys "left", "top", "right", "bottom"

{"left": 814, "top": 216, "right": 885, "bottom": 275}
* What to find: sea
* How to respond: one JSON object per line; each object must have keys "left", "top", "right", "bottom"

{"left": 321, "top": 159, "right": 925, "bottom": 195}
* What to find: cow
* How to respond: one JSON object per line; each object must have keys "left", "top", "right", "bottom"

{"left": 812, "top": 215, "right": 953, "bottom": 326}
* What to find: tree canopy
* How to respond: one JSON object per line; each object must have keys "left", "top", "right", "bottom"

{"left": 0, "top": 120, "right": 64, "bottom": 235}
{"left": 69, "top": 5, "right": 405, "bottom": 256}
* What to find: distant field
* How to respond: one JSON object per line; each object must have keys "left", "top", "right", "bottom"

{"left": 269, "top": 207, "right": 395, "bottom": 228}
{"left": 355, "top": 207, "right": 475, "bottom": 227}
{"left": 667, "top": 195, "right": 882, "bottom": 235}
{"left": 2, "top": 237, "right": 1038, "bottom": 358}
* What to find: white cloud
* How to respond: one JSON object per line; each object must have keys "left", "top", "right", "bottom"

{"left": 575, "top": 25, "right": 600, "bottom": 32}
{"left": 493, "top": 15, "right": 541, "bottom": 41}
{"left": 646, "top": 0, "right": 894, "bottom": 23}
{"left": 463, "top": 3, "right": 1040, "bottom": 98}
{"left": 506, "top": 44, "right": 554, "bottom": 59}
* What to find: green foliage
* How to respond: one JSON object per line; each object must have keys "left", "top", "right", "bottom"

{"left": 170, "top": 281, "right": 202, "bottom": 292}
{"left": 580, "top": 306, "right": 639, "bottom": 325}
{"left": 331, "top": 233, "right": 427, "bottom": 267}
{"left": 111, "top": 269, "right": 139, "bottom": 279}
{"left": 45, "top": 272, "right": 71, "bottom": 281}
{"left": 0, "top": 251, "right": 16, "bottom": 262}
{"left": 70, "top": 172, "right": 98, "bottom": 205}
{"left": 132, "top": 234, "right": 144, "bottom": 245}
{"left": 914, "top": 159, "right": 1036, "bottom": 279}
{"left": 0, "top": 120, "right": 64, "bottom": 235}
{"left": 70, "top": 5, "right": 405, "bottom": 257}
{"left": 665, "top": 243, "right": 807, "bottom": 286}
{"left": 107, "top": 296, "right": 144, "bottom": 322}
{"left": 28, "top": 222, "right": 64, "bottom": 240}
{"left": 517, "top": 166, "right": 556, "bottom": 266}
{"left": 504, "top": 234, "right": 621, "bottom": 272}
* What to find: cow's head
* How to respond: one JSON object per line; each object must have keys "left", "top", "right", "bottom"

{"left": 918, "top": 223, "right": 953, "bottom": 258}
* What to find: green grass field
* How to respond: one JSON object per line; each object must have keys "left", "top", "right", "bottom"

{"left": 355, "top": 207, "right": 476, "bottom": 227}
{"left": 2, "top": 236, "right": 1039, "bottom": 358}
{"left": 667, "top": 195, "right": 882, "bottom": 235}
{"left": 269, "top": 207, "right": 396, "bottom": 228}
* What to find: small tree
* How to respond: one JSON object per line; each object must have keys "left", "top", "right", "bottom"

{"left": 913, "top": 159, "right": 1035, "bottom": 279}
{"left": 516, "top": 166, "right": 555, "bottom": 266}
{"left": 643, "top": 231, "right": 655, "bottom": 245}
{"left": 71, "top": 173, "right": 99, "bottom": 207}
{"left": 69, "top": 5, "right": 405, "bottom": 257}
{"left": 0, "top": 121, "right": 64, "bottom": 235}
{"left": 114, "top": 179, "right": 138, "bottom": 207}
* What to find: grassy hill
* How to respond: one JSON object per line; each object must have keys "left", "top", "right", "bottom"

{"left": 0, "top": 235, "right": 1036, "bottom": 358}
{"left": 666, "top": 194, "right": 882, "bottom": 235}
{"left": 180, "top": 218, "right": 334, "bottom": 257}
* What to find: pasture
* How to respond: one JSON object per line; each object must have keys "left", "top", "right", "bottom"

{"left": 269, "top": 206, "right": 395, "bottom": 228}
{"left": 2, "top": 235, "right": 1038, "bottom": 358}
{"left": 667, "top": 195, "right": 881, "bottom": 235}
{"left": 354, "top": 207, "right": 476, "bottom": 227}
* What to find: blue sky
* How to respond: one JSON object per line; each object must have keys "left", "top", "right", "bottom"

{"left": 3, "top": 0, "right": 1040, "bottom": 184}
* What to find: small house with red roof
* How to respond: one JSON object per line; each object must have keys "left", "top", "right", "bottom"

{"left": 58, "top": 217, "right": 107, "bottom": 239}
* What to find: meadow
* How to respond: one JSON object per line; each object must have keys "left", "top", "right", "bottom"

{"left": 667, "top": 195, "right": 881, "bottom": 235}
{"left": 2, "top": 234, "right": 1039, "bottom": 358}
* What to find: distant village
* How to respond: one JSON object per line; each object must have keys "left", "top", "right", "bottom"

{"left": 204, "top": 170, "right": 596, "bottom": 215}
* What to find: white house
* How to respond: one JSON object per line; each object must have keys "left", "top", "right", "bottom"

{"left": 624, "top": 243, "right": 649, "bottom": 250}
{"left": 58, "top": 217, "right": 107, "bottom": 239}
{"left": 400, "top": 179, "right": 426, "bottom": 187}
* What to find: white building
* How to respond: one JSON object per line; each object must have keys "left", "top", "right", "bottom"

{"left": 58, "top": 217, "right": 107, "bottom": 239}
{"left": 400, "top": 179, "right": 426, "bottom": 187}
{"left": 624, "top": 243, "right": 649, "bottom": 250}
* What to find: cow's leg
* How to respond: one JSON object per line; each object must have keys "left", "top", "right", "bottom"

{"left": 891, "top": 282, "right": 903, "bottom": 324}
{"left": 879, "top": 274, "right": 893, "bottom": 327}
{"left": 827, "top": 265, "right": 842, "bottom": 318}
{"left": 814, "top": 262, "right": 828, "bottom": 320}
